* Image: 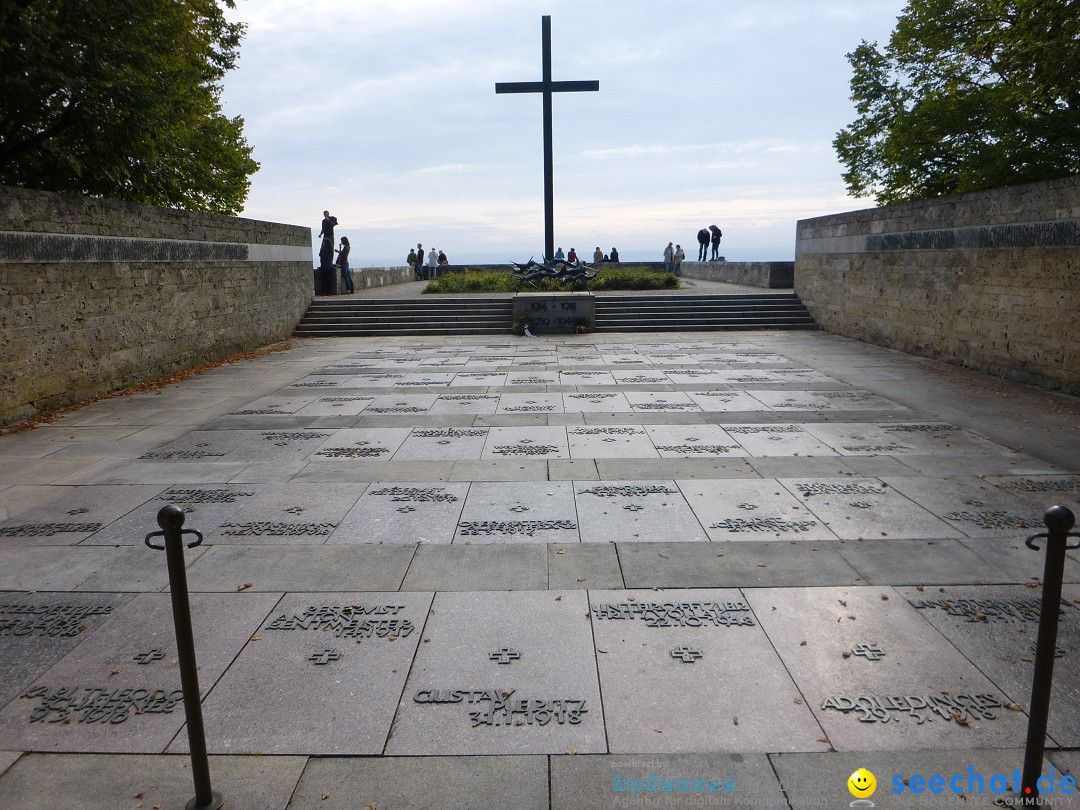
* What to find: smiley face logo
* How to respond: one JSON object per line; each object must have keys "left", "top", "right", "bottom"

{"left": 847, "top": 768, "right": 877, "bottom": 798}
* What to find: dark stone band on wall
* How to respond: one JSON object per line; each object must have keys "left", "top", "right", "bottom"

{"left": 0, "top": 232, "right": 253, "bottom": 263}
{"left": 867, "top": 220, "right": 1080, "bottom": 252}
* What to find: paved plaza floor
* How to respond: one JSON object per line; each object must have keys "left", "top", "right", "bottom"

{"left": 1, "top": 330, "right": 1078, "bottom": 808}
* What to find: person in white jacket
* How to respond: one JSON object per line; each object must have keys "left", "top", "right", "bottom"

{"left": 427, "top": 247, "right": 439, "bottom": 279}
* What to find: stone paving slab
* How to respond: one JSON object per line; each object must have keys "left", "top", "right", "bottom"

{"left": 678, "top": 479, "right": 837, "bottom": 541}
{"left": 567, "top": 425, "right": 659, "bottom": 459}
{"left": 547, "top": 543, "right": 625, "bottom": 589}
{"left": 0, "top": 485, "right": 165, "bottom": 548}
{"left": 591, "top": 588, "right": 827, "bottom": 753}
{"left": 0, "top": 753, "right": 308, "bottom": 810}
{"left": 332, "top": 482, "right": 465, "bottom": 544}
{"left": 454, "top": 481, "right": 579, "bottom": 544}
{"left": 576, "top": 480, "right": 708, "bottom": 543}
{"left": 192, "top": 591, "right": 432, "bottom": 755}
{"left": 900, "top": 583, "right": 1080, "bottom": 747}
{"left": 184, "top": 545, "right": 415, "bottom": 592}
{"left": 0, "top": 593, "right": 136, "bottom": 712}
{"left": 0, "top": 547, "right": 152, "bottom": 592}
{"left": 387, "top": 591, "right": 604, "bottom": 755}
{"left": 747, "top": 586, "right": 1030, "bottom": 751}
{"left": 400, "top": 543, "right": 548, "bottom": 591}
{"left": 619, "top": 541, "right": 864, "bottom": 588}
{"left": 289, "top": 755, "right": 548, "bottom": 810}
{"left": 205, "top": 483, "right": 361, "bottom": 545}
{"left": 550, "top": 752, "right": 790, "bottom": 809}
{"left": 836, "top": 538, "right": 1021, "bottom": 585}
{"left": 0, "top": 592, "right": 278, "bottom": 753}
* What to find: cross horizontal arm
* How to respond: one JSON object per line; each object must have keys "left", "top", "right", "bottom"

{"left": 495, "top": 80, "right": 600, "bottom": 94}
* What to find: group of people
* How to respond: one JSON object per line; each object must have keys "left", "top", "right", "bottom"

{"left": 318, "top": 210, "right": 353, "bottom": 293}
{"left": 553, "top": 247, "right": 620, "bottom": 264}
{"left": 696, "top": 225, "right": 723, "bottom": 261}
{"left": 408, "top": 243, "right": 449, "bottom": 280}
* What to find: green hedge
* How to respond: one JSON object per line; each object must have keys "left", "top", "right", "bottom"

{"left": 423, "top": 265, "right": 678, "bottom": 293}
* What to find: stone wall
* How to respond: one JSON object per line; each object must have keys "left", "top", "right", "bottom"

{"left": 795, "top": 177, "right": 1080, "bottom": 395}
{"left": 0, "top": 185, "right": 313, "bottom": 426}
{"left": 679, "top": 261, "right": 793, "bottom": 288}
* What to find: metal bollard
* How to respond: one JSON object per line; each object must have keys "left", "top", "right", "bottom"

{"left": 145, "top": 505, "right": 224, "bottom": 810}
{"left": 1018, "top": 505, "right": 1078, "bottom": 804}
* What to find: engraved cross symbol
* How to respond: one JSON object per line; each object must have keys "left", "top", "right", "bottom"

{"left": 133, "top": 648, "right": 165, "bottom": 665}
{"left": 851, "top": 643, "right": 886, "bottom": 661}
{"left": 623, "top": 503, "right": 644, "bottom": 511}
{"left": 308, "top": 649, "right": 343, "bottom": 665}
{"left": 510, "top": 505, "right": 530, "bottom": 513}
{"left": 670, "top": 646, "right": 704, "bottom": 663}
{"left": 396, "top": 506, "right": 416, "bottom": 513}
{"left": 489, "top": 647, "right": 522, "bottom": 665}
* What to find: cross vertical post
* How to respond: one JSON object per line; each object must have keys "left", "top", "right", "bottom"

{"left": 496, "top": 15, "right": 599, "bottom": 260}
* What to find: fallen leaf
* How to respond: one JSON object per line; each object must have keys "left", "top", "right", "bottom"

{"left": 134, "top": 793, "right": 144, "bottom": 800}
{"left": 250, "top": 635, "right": 262, "bottom": 641}
{"left": 818, "top": 736, "right": 830, "bottom": 745}
{"left": 915, "top": 585, "right": 925, "bottom": 591}
{"left": 321, "top": 790, "right": 330, "bottom": 800}
{"left": 555, "top": 596, "right": 562, "bottom": 601}
{"left": 111, "top": 668, "right": 121, "bottom": 676}
{"left": 597, "top": 648, "right": 608, "bottom": 654}
{"left": 952, "top": 714, "right": 970, "bottom": 727}
{"left": 799, "top": 641, "right": 807, "bottom": 646}
{"left": 556, "top": 549, "right": 565, "bottom": 555}
{"left": 576, "top": 577, "right": 586, "bottom": 583}
{"left": 565, "top": 747, "right": 578, "bottom": 755}
{"left": 1005, "top": 702, "right": 1023, "bottom": 711}
{"left": 880, "top": 595, "right": 889, "bottom": 601}
{"left": 842, "top": 651, "right": 852, "bottom": 658}
{"left": 838, "top": 600, "right": 847, "bottom": 606}
{"left": 364, "top": 804, "right": 377, "bottom": 810}
{"left": 733, "top": 716, "right": 739, "bottom": 725}
{"left": 237, "top": 582, "right": 253, "bottom": 592}
{"left": 653, "top": 728, "right": 663, "bottom": 734}
{"left": 756, "top": 563, "right": 767, "bottom": 568}
{"left": 794, "top": 699, "right": 804, "bottom": 705}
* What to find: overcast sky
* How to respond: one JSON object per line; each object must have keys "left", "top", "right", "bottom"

{"left": 221, "top": 0, "right": 906, "bottom": 266}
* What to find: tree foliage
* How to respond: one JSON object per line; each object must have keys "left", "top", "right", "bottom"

{"left": 0, "top": 0, "right": 258, "bottom": 214}
{"left": 834, "top": 0, "right": 1080, "bottom": 205}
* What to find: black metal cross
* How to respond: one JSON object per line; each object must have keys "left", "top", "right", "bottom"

{"left": 496, "top": 15, "right": 599, "bottom": 261}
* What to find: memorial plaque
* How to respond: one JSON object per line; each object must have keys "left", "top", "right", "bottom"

{"left": 779, "top": 477, "right": 962, "bottom": 540}
{"left": 663, "top": 369, "right": 731, "bottom": 385}
{"left": 454, "top": 482, "right": 578, "bottom": 544}
{"left": 364, "top": 394, "right": 439, "bottom": 413}
{"left": 289, "top": 375, "right": 351, "bottom": 389}
{"left": 480, "top": 427, "right": 570, "bottom": 460}
{"left": 746, "top": 586, "right": 1029, "bottom": 750}
{"left": 686, "top": 392, "right": 772, "bottom": 412}
{"left": 0, "top": 592, "right": 278, "bottom": 753}
{"left": 419, "top": 357, "right": 469, "bottom": 367}
{"left": 750, "top": 391, "right": 908, "bottom": 412}
{"left": 79, "top": 483, "right": 268, "bottom": 547}
{"left": 341, "top": 372, "right": 407, "bottom": 388}
{"left": 987, "top": 475, "right": 1080, "bottom": 515}
{"left": 601, "top": 354, "right": 648, "bottom": 366}
{"left": 331, "top": 482, "right": 466, "bottom": 545}
{"left": 225, "top": 429, "right": 336, "bottom": 462}
{"left": 0, "top": 485, "right": 166, "bottom": 547}
{"left": 496, "top": 394, "right": 565, "bottom": 414}
{"left": 882, "top": 476, "right": 1045, "bottom": 537}
{"left": 679, "top": 479, "right": 837, "bottom": 541}
{"left": 560, "top": 392, "right": 633, "bottom": 413}
{"left": 575, "top": 480, "right": 706, "bottom": 543}
{"left": 644, "top": 426, "right": 747, "bottom": 459}
{"left": 0, "top": 593, "right": 135, "bottom": 711}
{"left": 386, "top": 591, "right": 604, "bottom": 754}
{"left": 591, "top": 588, "right": 825, "bottom": 753}
{"left": 567, "top": 426, "right": 657, "bottom": 459}
{"left": 294, "top": 396, "right": 376, "bottom": 417}
{"left": 448, "top": 372, "right": 508, "bottom": 388}
{"left": 899, "top": 584, "right": 1080, "bottom": 746}
{"left": 625, "top": 392, "right": 701, "bottom": 413}
{"left": 205, "top": 483, "right": 361, "bottom": 544}
{"left": 430, "top": 393, "right": 501, "bottom": 413}
{"left": 558, "top": 371, "right": 618, "bottom": 386}
{"left": 228, "top": 395, "right": 318, "bottom": 416}
{"left": 609, "top": 370, "right": 669, "bottom": 385}
{"left": 386, "top": 373, "right": 456, "bottom": 388}
{"left": 722, "top": 424, "right": 837, "bottom": 457}
{"left": 505, "top": 372, "right": 560, "bottom": 386}
{"left": 310, "top": 428, "right": 410, "bottom": 461}
{"left": 556, "top": 354, "right": 607, "bottom": 366}
{"left": 192, "top": 592, "right": 433, "bottom": 754}
{"left": 648, "top": 354, "right": 696, "bottom": 366}
{"left": 393, "top": 428, "right": 490, "bottom": 461}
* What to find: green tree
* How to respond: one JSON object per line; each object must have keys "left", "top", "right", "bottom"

{"left": 834, "top": 0, "right": 1080, "bottom": 205}
{"left": 0, "top": 0, "right": 258, "bottom": 214}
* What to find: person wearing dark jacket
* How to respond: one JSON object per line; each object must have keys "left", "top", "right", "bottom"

{"left": 709, "top": 225, "right": 723, "bottom": 260}
{"left": 696, "top": 227, "right": 710, "bottom": 261}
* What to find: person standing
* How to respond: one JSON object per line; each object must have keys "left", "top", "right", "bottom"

{"left": 407, "top": 247, "right": 419, "bottom": 278}
{"left": 697, "top": 227, "right": 710, "bottom": 261}
{"left": 709, "top": 225, "right": 723, "bottom": 260}
{"left": 663, "top": 241, "right": 675, "bottom": 273}
{"left": 318, "top": 210, "right": 337, "bottom": 267}
{"left": 415, "top": 243, "right": 424, "bottom": 279}
{"left": 427, "top": 246, "right": 438, "bottom": 279}
{"left": 593, "top": 246, "right": 604, "bottom": 266}
{"left": 336, "top": 236, "right": 353, "bottom": 293}
{"left": 674, "top": 244, "right": 685, "bottom": 275}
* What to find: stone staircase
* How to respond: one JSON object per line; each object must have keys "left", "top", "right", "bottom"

{"left": 293, "top": 292, "right": 817, "bottom": 337}
{"left": 593, "top": 292, "right": 817, "bottom": 332}
{"left": 293, "top": 297, "right": 515, "bottom": 337}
